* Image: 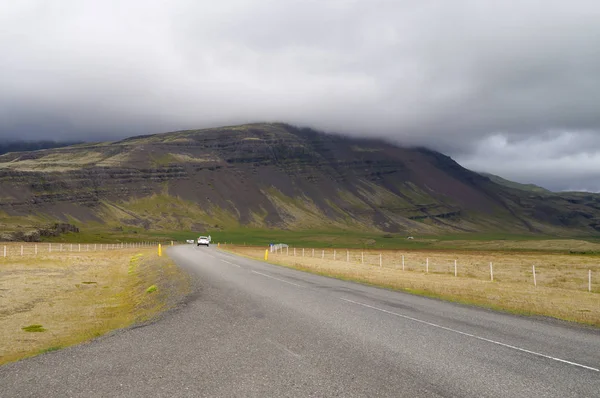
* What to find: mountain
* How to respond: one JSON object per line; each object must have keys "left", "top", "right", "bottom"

{"left": 478, "top": 172, "right": 552, "bottom": 194}
{"left": 1, "top": 122, "right": 600, "bottom": 238}
{"left": 0, "top": 140, "right": 82, "bottom": 156}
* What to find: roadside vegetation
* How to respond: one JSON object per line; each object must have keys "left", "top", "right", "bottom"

{"left": 148, "top": 228, "right": 600, "bottom": 253}
{"left": 226, "top": 246, "right": 600, "bottom": 327}
{"left": 0, "top": 247, "right": 190, "bottom": 365}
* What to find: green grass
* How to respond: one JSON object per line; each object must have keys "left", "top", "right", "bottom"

{"left": 38, "top": 346, "right": 62, "bottom": 354}
{"left": 22, "top": 324, "right": 46, "bottom": 333}
{"left": 428, "top": 232, "right": 556, "bottom": 241}
{"left": 40, "top": 226, "right": 592, "bottom": 253}
{"left": 187, "top": 229, "right": 572, "bottom": 251}
{"left": 11, "top": 212, "right": 597, "bottom": 253}
{"left": 146, "top": 285, "right": 158, "bottom": 293}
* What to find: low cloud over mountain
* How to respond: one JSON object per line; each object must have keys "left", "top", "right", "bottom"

{"left": 2, "top": 1, "right": 600, "bottom": 190}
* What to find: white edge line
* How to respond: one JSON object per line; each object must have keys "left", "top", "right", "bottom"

{"left": 220, "top": 259, "right": 240, "bottom": 268}
{"left": 251, "top": 270, "right": 304, "bottom": 288}
{"left": 339, "top": 297, "right": 599, "bottom": 372}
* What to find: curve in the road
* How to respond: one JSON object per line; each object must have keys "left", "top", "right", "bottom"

{"left": 1, "top": 245, "right": 599, "bottom": 397}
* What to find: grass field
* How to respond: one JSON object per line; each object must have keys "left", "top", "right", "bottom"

{"left": 154, "top": 228, "right": 600, "bottom": 253}
{"left": 226, "top": 246, "right": 600, "bottom": 327}
{"left": 0, "top": 246, "right": 190, "bottom": 365}
{"left": 3, "top": 217, "right": 598, "bottom": 254}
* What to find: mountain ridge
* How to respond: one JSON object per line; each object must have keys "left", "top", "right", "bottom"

{"left": 0, "top": 122, "right": 599, "bottom": 238}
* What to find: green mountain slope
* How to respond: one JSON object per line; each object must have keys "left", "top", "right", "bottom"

{"left": 478, "top": 172, "right": 552, "bottom": 194}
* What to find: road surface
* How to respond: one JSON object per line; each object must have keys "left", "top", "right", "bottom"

{"left": 1, "top": 245, "right": 599, "bottom": 397}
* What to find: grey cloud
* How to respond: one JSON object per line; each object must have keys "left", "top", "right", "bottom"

{"left": 2, "top": 1, "right": 600, "bottom": 189}
{"left": 456, "top": 131, "right": 600, "bottom": 192}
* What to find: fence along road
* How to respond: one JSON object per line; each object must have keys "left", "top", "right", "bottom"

{"left": 0, "top": 241, "right": 167, "bottom": 257}
{"left": 1, "top": 245, "right": 599, "bottom": 397}
{"left": 271, "top": 245, "right": 599, "bottom": 292}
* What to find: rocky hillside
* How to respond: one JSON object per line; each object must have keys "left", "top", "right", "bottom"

{"left": 1, "top": 123, "right": 599, "bottom": 236}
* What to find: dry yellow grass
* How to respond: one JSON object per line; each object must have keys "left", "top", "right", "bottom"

{"left": 434, "top": 239, "right": 600, "bottom": 252}
{"left": 228, "top": 246, "right": 600, "bottom": 327}
{"left": 0, "top": 242, "right": 134, "bottom": 257}
{"left": 0, "top": 247, "right": 190, "bottom": 365}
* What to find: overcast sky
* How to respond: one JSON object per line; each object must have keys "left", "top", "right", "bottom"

{"left": 2, "top": 1, "right": 600, "bottom": 191}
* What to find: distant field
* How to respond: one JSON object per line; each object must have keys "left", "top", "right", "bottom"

{"left": 226, "top": 246, "right": 600, "bottom": 327}
{"left": 2, "top": 216, "right": 599, "bottom": 253}
{"left": 171, "top": 229, "right": 600, "bottom": 253}
{"left": 0, "top": 246, "right": 190, "bottom": 365}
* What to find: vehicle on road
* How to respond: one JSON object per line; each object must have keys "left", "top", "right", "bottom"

{"left": 197, "top": 236, "right": 210, "bottom": 247}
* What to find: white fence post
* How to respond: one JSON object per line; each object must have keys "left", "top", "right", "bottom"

{"left": 3, "top": 246, "right": 5, "bottom": 257}
{"left": 35, "top": 244, "right": 38, "bottom": 255}
{"left": 286, "top": 246, "right": 289, "bottom": 256}
{"left": 589, "top": 270, "right": 592, "bottom": 292}
{"left": 78, "top": 243, "right": 81, "bottom": 252}
{"left": 402, "top": 255, "right": 405, "bottom": 271}
{"left": 302, "top": 248, "right": 305, "bottom": 257}
{"left": 361, "top": 252, "right": 364, "bottom": 264}
{"left": 490, "top": 262, "right": 494, "bottom": 281}
{"left": 533, "top": 265, "right": 537, "bottom": 287}
{"left": 312, "top": 248, "right": 314, "bottom": 257}
{"left": 379, "top": 253, "right": 382, "bottom": 267}
{"left": 322, "top": 250, "right": 324, "bottom": 259}
{"left": 454, "top": 260, "right": 457, "bottom": 277}
{"left": 426, "top": 258, "right": 429, "bottom": 273}
{"left": 49, "top": 243, "right": 52, "bottom": 253}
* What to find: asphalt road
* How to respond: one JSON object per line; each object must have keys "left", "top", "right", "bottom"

{"left": 1, "top": 245, "right": 599, "bottom": 397}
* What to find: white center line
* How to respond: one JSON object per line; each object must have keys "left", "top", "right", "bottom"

{"left": 251, "top": 270, "right": 305, "bottom": 288}
{"left": 220, "top": 259, "right": 240, "bottom": 268}
{"left": 339, "top": 297, "right": 599, "bottom": 372}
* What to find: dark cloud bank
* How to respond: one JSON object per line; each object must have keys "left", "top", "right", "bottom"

{"left": 2, "top": 1, "right": 600, "bottom": 191}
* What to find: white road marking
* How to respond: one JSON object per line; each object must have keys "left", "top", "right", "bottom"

{"left": 251, "top": 270, "right": 305, "bottom": 288}
{"left": 220, "top": 259, "right": 240, "bottom": 268}
{"left": 339, "top": 297, "right": 599, "bottom": 372}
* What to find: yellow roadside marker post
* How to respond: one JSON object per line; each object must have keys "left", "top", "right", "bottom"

{"left": 158, "top": 244, "right": 162, "bottom": 257}
{"left": 264, "top": 249, "right": 268, "bottom": 261}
